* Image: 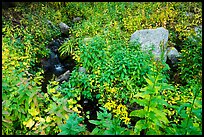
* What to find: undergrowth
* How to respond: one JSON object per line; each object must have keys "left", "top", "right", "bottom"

{"left": 2, "top": 2, "right": 202, "bottom": 135}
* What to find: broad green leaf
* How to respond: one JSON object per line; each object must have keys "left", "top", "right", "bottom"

{"left": 149, "top": 107, "right": 169, "bottom": 124}
{"left": 148, "top": 111, "right": 162, "bottom": 127}
{"left": 89, "top": 120, "right": 101, "bottom": 125}
{"left": 134, "top": 119, "right": 147, "bottom": 134}
{"left": 161, "top": 83, "right": 174, "bottom": 91}
{"left": 177, "top": 103, "right": 191, "bottom": 114}
{"left": 133, "top": 99, "right": 148, "bottom": 106}
{"left": 130, "top": 109, "right": 146, "bottom": 118}
{"left": 146, "top": 128, "right": 157, "bottom": 135}
{"left": 91, "top": 127, "right": 100, "bottom": 135}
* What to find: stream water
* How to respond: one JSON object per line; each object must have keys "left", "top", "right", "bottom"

{"left": 38, "top": 35, "right": 99, "bottom": 132}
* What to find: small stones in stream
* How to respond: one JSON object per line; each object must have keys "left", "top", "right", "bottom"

{"left": 56, "top": 70, "right": 70, "bottom": 83}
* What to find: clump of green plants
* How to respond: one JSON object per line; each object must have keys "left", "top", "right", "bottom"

{"left": 2, "top": 2, "right": 202, "bottom": 135}
{"left": 130, "top": 60, "right": 174, "bottom": 135}
{"left": 89, "top": 107, "right": 132, "bottom": 135}
{"left": 58, "top": 112, "right": 86, "bottom": 135}
{"left": 178, "top": 31, "right": 202, "bottom": 85}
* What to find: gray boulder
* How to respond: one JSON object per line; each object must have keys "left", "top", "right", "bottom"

{"left": 167, "top": 47, "right": 180, "bottom": 65}
{"left": 79, "top": 67, "right": 86, "bottom": 73}
{"left": 59, "top": 22, "right": 70, "bottom": 34}
{"left": 194, "top": 25, "right": 202, "bottom": 36}
{"left": 130, "top": 27, "right": 169, "bottom": 62}
{"left": 83, "top": 37, "right": 92, "bottom": 43}
{"left": 73, "top": 17, "right": 82, "bottom": 23}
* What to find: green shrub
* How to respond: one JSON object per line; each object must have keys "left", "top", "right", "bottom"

{"left": 2, "top": 2, "right": 202, "bottom": 135}
{"left": 178, "top": 32, "right": 202, "bottom": 85}
{"left": 58, "top": 113, "right": 86, "bottom": 135}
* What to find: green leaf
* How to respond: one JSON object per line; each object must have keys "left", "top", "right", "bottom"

{"left": 91, "top": 127, "right": 100, "bottom": 135}
{"left": 148, "top": 111, "right": 162, "bottom": 127}
{"left": 130, "top": 109, "right": 146, "bottom": 118}
{"left": 144, "top": 77, "right": 153, "bottom": 86}
{"left": 134, "top": 119, "right": 147, "bottom": 134}
{"left": 132, "top": 99, "right": 148, "bottom": 106}
{"left": 150, "top": 108, "right": 169, "bottom": 124}
{"left": 58, "top": 131, "right": 69, "bottom": 135}
{"left": 103, "top": 120, "right": 112, "bottom": 128}
{"left": 89, "top": 120, "right": 101, "bottom": 125}
{"left": 146, "top": 128, "right": 157, "bottom": 135}
{"left": 177, "top": 103, "right": 191, "bottom": 114}
{"left": 161, "top": 83, "right": 174, "bottom": 91}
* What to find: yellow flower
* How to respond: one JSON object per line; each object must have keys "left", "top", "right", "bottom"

{"left": 121, "top": 111, "right": 128, "bottom": 117}
{"left": 23, "top": 119, "right": 35, "bottom": 129}
{"left": 121, "top": 116, "right": 130, "bottom": 125}
{"left": 104, "top": 102, "right": 112, "bottom": 111}
{"left": 39, "top": 117, "right": 45, "bottom": 123}
{"left": 67, "top": 98, "right": 77, "bottom": 105}
{"left": 110, "top": 101, "right": 117, "bottom": 109}
{"left": 72, "top": 106, "right": 81, "bottom": 113}
{"left": 28, "top": 108, "right": 39, "bottom": 116}
{"left": 49, "top": 88, "right": 56, "bottom": 93}
{"left": 109, "top": 87, "right": 117, "bottom": 93}
{"left": 46, "top": 116, "right": 51, "bottom": 123}
{"left": 69, "top": 105, "right": 73, "bottom": 109}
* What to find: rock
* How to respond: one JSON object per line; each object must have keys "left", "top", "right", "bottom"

{"left": 130, "top": 27, "right": 169, "bottom": 62}
{"left": 59, "top": 22, "right": 70, "bottom": 34}
{"left": 194, "top": 25, "right": 202, "bottom": 36}
{"left": 47, "top": 20, "right": 58, "bottom": 30}
{"left": 73, "top": 17, "right": 82, "bottom": 23}
{"left": 79, "top": 67, "right": 86, "bottom": 73}
{"left": 41, "top": 58, "right": 52, "bottom": 71}
{"left": 56, "top": 70, "right": 70, "bottom": 82}
{"left": 83, "top": 37, "right": 92, "bottom": 43}
{"left": 167, "top": 47, "right": 180, "bottom": 65}
{"left": 185, "top": 12, "right": 194, "bottom": 18}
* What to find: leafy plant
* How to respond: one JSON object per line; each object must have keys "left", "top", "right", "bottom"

{"left": 165, "top": 80, "right": 202, "bottom": 135}
{"left": 58, "top": 113, "right": 86, "bottom": 135}
{"left": 178, "top": 31, "right": 202, "bottom": 85}
{"left": 89, "top": 107, "right": 131, "bottom": 135}
{"left": 2, "top": 2, "right": 202, "bottom": 135}
{"left": 58, "top": 38, "right": 74, "bottom": 56}
{"left": 130, "top": 61, "right": 174, "bottom": 135}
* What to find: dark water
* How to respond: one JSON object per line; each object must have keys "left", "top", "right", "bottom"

{"left": 39, "top": 35, "right": 100, "bottom": 132}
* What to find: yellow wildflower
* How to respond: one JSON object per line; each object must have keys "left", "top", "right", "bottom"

{"left": 104, "top": 102, "right": 112, "bottom": 111}
{"left": 46, "top": 116, "right": 51, "bottom": 123}
{"left": 109, "top": 87, "right": 117, "bottom": 93}
{"left": 121, "top": 116, "right": 130, "bottom": 125}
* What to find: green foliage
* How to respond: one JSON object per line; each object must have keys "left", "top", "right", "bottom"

{"left": 178, "top": 31, "right": 202, "bottom": 85}
{"left": 58, "top": 38, "right": 74, "bottom": 56}
{"left": 165, "top": 80, "right": 202, "bottom": 135}
{"left": 130, "top": 61, "right": 174, "bottom": 135}
{"left": 89, "top": 107, "right": 131, "bottom": 135}
{"left": 2, "top": 2, "right": 202, "bottom": 135}
{"left": 58, "top": 113, "right": 86, "bottom": 135}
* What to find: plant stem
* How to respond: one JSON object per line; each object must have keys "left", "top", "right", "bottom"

{"left": 144, "top": 70, "right": 158, "bottom": 134}
{"left": 184, "top": 86, "right": 199, "bottom": 135}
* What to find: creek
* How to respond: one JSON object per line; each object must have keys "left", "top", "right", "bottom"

{"left": 38, "top": 34, "right": 99, "bottom": 132}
